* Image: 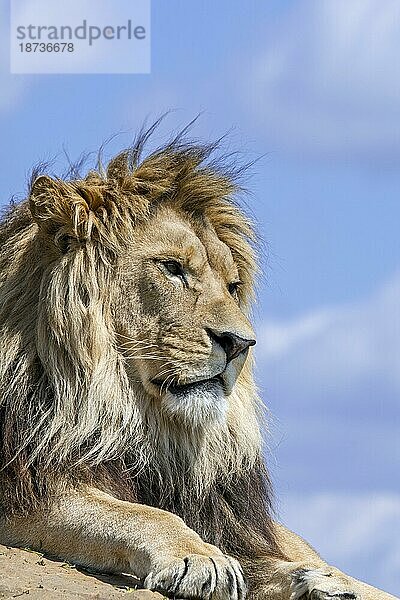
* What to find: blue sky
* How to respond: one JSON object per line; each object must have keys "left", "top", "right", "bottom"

{"left": 1, "top": 0, "right": 399, "bottom": 594}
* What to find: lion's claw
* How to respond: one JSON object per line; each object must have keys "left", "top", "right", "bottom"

{"left": 309, "top": 593, "right": 358, "bottom": 600}
{"left": 291, "top": 568, "right": 359, "bottom": 600}
{"left": 144, "top": 553, "right": 246, "bottom": 599}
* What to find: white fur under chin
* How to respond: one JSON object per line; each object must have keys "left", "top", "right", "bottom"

{"left": 161, "top": 386, "right": 228, "bottom": 426}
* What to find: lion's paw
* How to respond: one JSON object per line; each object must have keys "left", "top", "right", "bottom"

{"left": 291, "top": 568, "right": 360, "bottom": 600}
{"left": 144, "top": 553, "right": 246, "bottom": 599}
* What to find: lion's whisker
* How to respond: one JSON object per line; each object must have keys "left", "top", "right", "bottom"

{"left": 164, "top": 374, "right": 179, "bottom": 395}
{"left": 119, "top": 342, "right": 158, "bottom": 350}
{"left": 123, "top": 355, "right": 167, "bottom": 361}
{"left": 116, "top": 332, "right": 150, "bottom": 341}
{"left": 120, "top": 348, "right": 158, "bottom": 356}
{"left": 160, "top": 372, "right": 178, "bottom": 396}
{"left": 153, "top": 365, "right": 180, "bottom": 379}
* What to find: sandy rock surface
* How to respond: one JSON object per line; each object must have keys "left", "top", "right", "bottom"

{"left": 0, "top": 544, "right": 163, "bottom": 599}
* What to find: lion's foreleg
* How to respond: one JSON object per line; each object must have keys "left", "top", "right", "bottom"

{"left": 0, "top": 486, "right": 246, "bottom": 598}
{"left": 1, "top": 486, "right": 176, "bottom": 575}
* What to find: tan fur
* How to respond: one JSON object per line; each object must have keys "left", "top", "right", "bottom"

{"left": 0, "top": 131, "right": 397, "bottom": 599}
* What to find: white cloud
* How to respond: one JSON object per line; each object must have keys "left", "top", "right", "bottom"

{"left": 280, "top": 492, "right": 400, "bottom": 595}
{"left": 257, "top": 272, "right": 400, "bottom": 398}
{"left": 259, "top": 309, "right": 335, "bottom": 361}
{"left": 255, "top": 269, "right": 400, "bottom": 585}
{"left": 246, "top": 0, "right": 400, "bottom": 162}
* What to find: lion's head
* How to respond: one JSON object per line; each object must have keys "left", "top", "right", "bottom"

{"left": 110, "top": 200, "right": 256, "bottom": 426}
{"left": 0, "top": 130, "right": 267, "bottom": 518}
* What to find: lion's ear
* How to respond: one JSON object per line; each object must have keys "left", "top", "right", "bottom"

{"left": 29, "top": 175, "right": 106, "bottom": 248}
{"left": 29, "top": 175, "right": 55, "bottom": 216}
{"left": 30, "top": 174, "right": 54, "bottom": 196}
{"left": 29, "top": 175, "right": 75, "bottom": 252}
{"left": 29, "top": 175, "right": 69, "bottom": 227}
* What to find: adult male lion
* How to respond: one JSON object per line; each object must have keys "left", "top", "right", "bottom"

{"left": 0, "top": 131, "right": 397, "bottom": 600}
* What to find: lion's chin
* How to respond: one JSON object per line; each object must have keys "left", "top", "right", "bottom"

{"left": 160, "top": 380, "right": 227, "bottom": 427}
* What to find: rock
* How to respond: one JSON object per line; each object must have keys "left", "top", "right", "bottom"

{"left": 0, "top": 544, "right": 163, "bottom": 599}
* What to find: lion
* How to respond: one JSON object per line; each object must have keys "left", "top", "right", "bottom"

{"left": 0, "top": 127, "right": 397, "bottom": 600}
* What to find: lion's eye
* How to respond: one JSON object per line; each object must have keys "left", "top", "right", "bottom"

{"left": 160, "top": 260, "right": 188, "bottom": 287}
{"left": 228, "top": 281, "right": 241, "bottom": 296}
{"left": 163, "top": 260, "right": 184, "bottom": 277}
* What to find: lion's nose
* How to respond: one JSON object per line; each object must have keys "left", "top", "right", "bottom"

{"left": 208, "top": 330, "right": 256, "bottom": 363}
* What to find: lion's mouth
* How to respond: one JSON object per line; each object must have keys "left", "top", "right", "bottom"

{"left": 151, "top": 375, "right": 224, "bottom": 396}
